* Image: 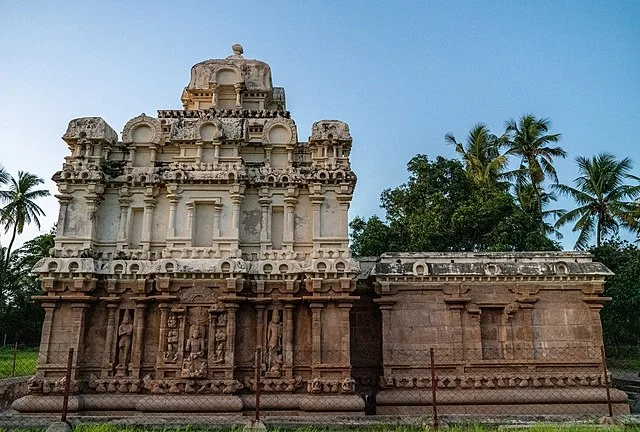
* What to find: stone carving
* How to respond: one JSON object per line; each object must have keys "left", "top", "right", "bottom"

{"left": 121, "top": 114, "right": 163, "bottom": 145}
{"left": 116, "top": 310, "right": 134, "bottom": 374}
{"left": 380, "top": 373, "right": 608, "bottom": 389}
{"left": 265, "top": 310, "right": 283, "bottom": 378}
{"left": 182, "top": 307, "right": 209, "bottom": 378}
{"left": 62, "top": 117, "right": 118, "bottom": 145}
{"left": 164, "top": 313, "right": 179, "bottom": 363}
{"left": 214, "top": 327, "right": 226, "bottom": 363}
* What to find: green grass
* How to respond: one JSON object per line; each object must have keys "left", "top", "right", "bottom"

{"left": 0, "top": 345, "right": 38, "bottom": 379}
{"left": 64, "top": 425, "right": 640, "bottom": 432}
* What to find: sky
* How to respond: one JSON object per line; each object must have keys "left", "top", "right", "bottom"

{"left": 0, "top": 1, "right": 639, "bottom": 250}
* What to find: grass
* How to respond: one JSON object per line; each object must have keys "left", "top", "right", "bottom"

{"left": 0, "top": 345, "right": 38, "bottom": 379}
{"left": 1, "top": 424, "right": 640, "bottom": 432}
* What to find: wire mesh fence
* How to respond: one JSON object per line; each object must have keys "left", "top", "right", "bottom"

{"left": 0, "top": 343, "right": 638, "bottom": 429}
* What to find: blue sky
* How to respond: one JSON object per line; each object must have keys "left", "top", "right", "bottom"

{"left": 1, "top": 1, "right": 639, "bottom": 249}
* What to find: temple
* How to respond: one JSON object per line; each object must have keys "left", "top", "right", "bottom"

{"left": 13, "top": 45, "right": 628, "bottom": 416}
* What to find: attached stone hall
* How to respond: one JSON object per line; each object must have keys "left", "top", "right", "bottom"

{"left": 13, "top": 45, "right": 628, "bottom": 416}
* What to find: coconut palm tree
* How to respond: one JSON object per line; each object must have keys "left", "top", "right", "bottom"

{"left": 554, "top": 153, "right": 640, "bottom": 249}
{"left": 0, "top": 171, "right": 50, "bottom": 269}
{"left": 513, "top": 183, "right": 563, "bottom": 240}
{"left": 505, "top": 115, "right": 565, "bottom": 231}
{"left": 445, "top": 124, "right": 508, "bottom": 186}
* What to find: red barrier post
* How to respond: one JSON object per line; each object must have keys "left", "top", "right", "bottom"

{"left": 600, "top": 346, "right": 613, "bottom": 417}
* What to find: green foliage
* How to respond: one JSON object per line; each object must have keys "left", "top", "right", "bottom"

{"left": 0, "top": 228, "right": 54, "bottom": 345}
{"left": 591, "top": 240, "right": 640, "bottom": 348}
{"left": 555, "top": 153, "right": 640, "bottom": 249}
{"left": 350, "top": 155, "right": 559, "bottom": 256}
{"left": 504, "top": 115, "right": 565, "bottom": 230}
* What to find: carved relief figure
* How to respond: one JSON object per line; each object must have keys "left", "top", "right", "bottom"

{"left": 214, "top": 328, "right": 227, "bottom": 363}
{"left": 164, "top": 313, "right": 179, "bottom": 363}
{"left": 265, "top": 310, "right": 283, "bottom": 377}
{"left": 186, "top": 324, "right": 206, "bottom": 357}
{"left": 117, "top": 310, "right": 133, "bottom": 370}
{"left": 182, "top": 323, "right": 207, "bottom": 378}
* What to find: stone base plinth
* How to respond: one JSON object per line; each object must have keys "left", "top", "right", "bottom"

{"left": 240, "top": 394, "right": 364, "bottom": 413}
{"left": 12, "top": 394, "right": 243, "bottom": 413}
{"left": 375, "top": 388, "right": 630, "bottom": 416}
{"left": 12, "top": 393, "right": 365, "bottom": 415}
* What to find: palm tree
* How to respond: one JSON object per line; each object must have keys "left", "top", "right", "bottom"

{"left": 554, "top": 153, "right": 640, "bottom": 249}
{"left": 0, "top": 171, "right": 50, "bottom": 269}
{"left": 445, "top": 124, "right": 508, "bottom": 186}
{"left": 513, "top": 183, "right": 563, "bottom": 240}
{"left": 505, "top": 115, "right": 565, "bottom": 231}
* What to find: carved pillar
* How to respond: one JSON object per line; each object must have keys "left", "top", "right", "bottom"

{"left": 141, "top": 189, "right": 157, "bottom": 251}
{"left": 309, "top": 302, "right": 323, "bottom": 367}
{"left": 213, "top": 141, "right": 220, "bottom": 167}
{"left": 185, "top": 202, "right": 194, "bottom": 247}
{"left": 195, "top": 141, "right": 203, "bottom": 164}
{"left": 101, "top": 302, "right": 119, "bottom": 377}
{"left": 337, "top": 194, "right": 351, "bottom": 246}
{"left": 116, "top": 193, "right": 131, "bottom": 249}
{"left": 259, "top": 194, "right": 271, "bottom": 250}
{"left": 283, "top": 302, "right": 296, "bottom": 377}
{"left": 212, "top": 203, "right": 222, "bottom": 243}
{"left": 210, "top": 83, "right": 219, "bottom": 107}
{"left": 230, "top": 192, "right": 243, "bottom": 253}
{"left": 149, "top": 144, "right": 157, "bottom": 164}
{"left": 374, "top": 298, "right": 395, "bottom": 376}
{"left": 464, "top": 305, "right": 482, "bottom": 360}
{"left": 130, "top": 303, "right": 148, "bottom": 378}
{"left": 156, "top": 303, "right": 171, "bottom": 369}
{"left": 234, "top": 82, "right": 244, "bottom": 107}
{"left": 36, "top": 302, "right": 58, "bottom": 371}
{"left": 310, "top": 185, "right": 323, "bottom": 246}
{"left": 166, "top": 185, "right": 180, "bottom": 239}
{"left": 224, "top": 303, "right": 239, "bottom": 379}
{"left": 283, "top": 196, "right": 297, "bottom": 249}
{"left": 338, "top": 301, "right": 353, "bottom": 373}
{"left": 69, "top": 301, "right": 92, "bottom": 374}
{"left": 84, "top": 192, "right": 101, "bottom": 244}
{"left": 55, "top": 194, "right": 71, "bottom": 237}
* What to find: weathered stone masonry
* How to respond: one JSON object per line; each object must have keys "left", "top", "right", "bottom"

{"left": 13, "top": 46, "right": 628, "bottom": 415}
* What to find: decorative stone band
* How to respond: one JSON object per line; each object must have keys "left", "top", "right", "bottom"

{"left": 32, "top": 257, "right": 359, "bottom": 278}
{"left": 29, "top": 375, "right": 355, "bottom": 396}
{"left": 380, "top": 373, "right": 610, "bottom": 389}
{"left": 373, "top": 252, "right": 613, "bottom": 278}
{"left": 157, "top": 109, "right": 291, "bottom": 119}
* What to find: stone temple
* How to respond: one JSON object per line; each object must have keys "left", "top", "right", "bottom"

{"left": 14, "top": 45, "right": 628, "bottom": 416}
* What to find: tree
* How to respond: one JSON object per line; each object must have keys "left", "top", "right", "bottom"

{"left": 505, "top": 115, "right": 565, "bottom": 230}
{"left": 513, "top": 183, "right": 563, "bottom": 240}
{"left": 0, "top": 171, "right": 50, "bottom": 269}
{"left": 445, "top": 124, "right": 508, "bottom": 186}
{"left": 0, "top": 229, "right": 54, "bottom": 344}
{"left": 349, "top": 215, "right": 394, "bottom": 257}
{"left": 554, "top": 153, "right": 640, "bottom": 249}
{"left": 591, "top": 240, "right": 640, "bottom": 349}
{"left": 350, "top": 155, "right": 559, "bottom": 256}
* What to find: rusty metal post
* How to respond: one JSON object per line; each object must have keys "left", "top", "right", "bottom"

{"left": 600, "top": 346, "right": 613, "bottom": 417}
{"left": 11, "top": 342, "right": 17, "bottom": 377}
{"left": 255, "top": 346, "right": 262, "bottom": 422}
{"left": 61, "top": 348, "right": 74, "bottom": 423}
{"left": 430, "top": 347, "right": 439, "bottom": 427}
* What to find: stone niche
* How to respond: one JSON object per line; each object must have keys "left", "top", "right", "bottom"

{"left": 13, "top": 46, "right": 627, "bottom": 417}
